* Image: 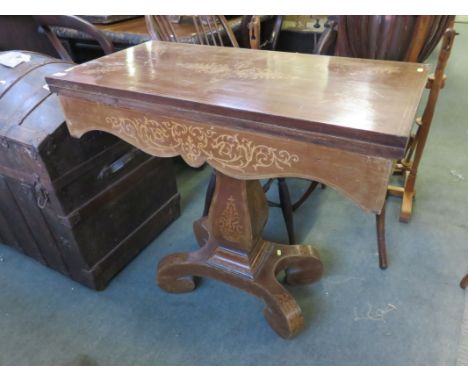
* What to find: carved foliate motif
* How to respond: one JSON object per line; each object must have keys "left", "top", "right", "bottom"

{"left": 105, "top": 116, "right": 299, "bottom": 172}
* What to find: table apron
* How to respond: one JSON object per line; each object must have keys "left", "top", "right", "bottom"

{"left": 58, "top": 94, "right": 393, "bottom": 214}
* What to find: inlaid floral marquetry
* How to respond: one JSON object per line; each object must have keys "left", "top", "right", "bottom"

{"left": 70, "top": 61, "right": 128, "bottom": 75}
{"left": 105, "top": 116, "right": 300, "bottom": 172}
{"left": 218, "top": 196, "right": 244, "bottom": 243}
{"left": 176, "top": 62, "right": 300, "bottom": 81}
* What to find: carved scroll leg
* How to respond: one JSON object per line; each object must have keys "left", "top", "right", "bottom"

{"left": 255, "top": 242, "right": 323, "bottom": 338}
{"left": 157, "top": 248, "right": 212, "bottom": 293}
{"left": 272, "top": 243, "right": 323, "bottom": 286}
{"left": 461, "top": 274, "right": 468, "bottom": 289}
{"left": 257, "top": 278, "right": 306, "bottom": 338}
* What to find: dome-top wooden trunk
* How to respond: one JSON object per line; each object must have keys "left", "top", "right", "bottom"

{"left": 0, "top": 51, "right": 180, "bottom": 290}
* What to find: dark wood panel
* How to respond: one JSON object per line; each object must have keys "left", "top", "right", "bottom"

{"left": 0, "top": 176, "right": 45, "bottom": 264}
{"left": 5, "top": 179, "right": 70, "bottom": 275}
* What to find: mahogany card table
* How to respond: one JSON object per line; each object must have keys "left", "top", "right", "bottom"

{"left": 46, "top": 41, "right": 429, "bottom": 338}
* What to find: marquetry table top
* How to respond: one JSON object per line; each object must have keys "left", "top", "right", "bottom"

{"left": 47, "top": 41, "right": 429, "bottom": 159}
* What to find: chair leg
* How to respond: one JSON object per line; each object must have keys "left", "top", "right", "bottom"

{"left": 376, "top": 204, "right": 388, "bottom": 270}
{"left": 278, "top": 178, "right": 296, "bottom": 245}
{"left": 202, "top": 171, "right": 216, "bottom": 217}
{"left": 263, "top": 178, "right": 274, "bottom": 193}
{"left": 292, "top": 181, "right": 319, "bottom": 211}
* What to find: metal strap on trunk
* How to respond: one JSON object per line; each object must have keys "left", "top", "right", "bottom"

{"left": 0, "top": 53, "right": 64, "bottom": 99}
{"left": 8, "top": 85, "right": 53, "bottom": 126}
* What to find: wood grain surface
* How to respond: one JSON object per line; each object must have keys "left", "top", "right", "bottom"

{"left": 47, "top": 41, "right": 429, "bottom": 158}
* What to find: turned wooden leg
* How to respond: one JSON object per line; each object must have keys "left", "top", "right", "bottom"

{"left": 278, "top": 178, "right": 296, "bottom": 245}
{"left": 387, "top": 170, "right": 415, "bottom": 224}
{"left": 399, "top": 170, "right": 415, "bottom": 223}
{"left": 157, "top": 171, "right": 323, "bottom": 338}
{"left": 461, "top": 274, "right": 468, "bottom": 289}
{"left": 376, "top": 203, "right": 388, "bottom": 270}
{"left": 400, "top": 190, "right": 414, "bottom": 223}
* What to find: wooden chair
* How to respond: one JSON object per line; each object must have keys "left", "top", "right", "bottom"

{"left": 146, "top": 15, "right": 284, "bottom": 50}
{"left": 377, "top": 27, "right": 455, "bottom": 270}
{"left": 388, "top": 27, "right": 456, "bottom": 222}
{"left": 145, "top": 15, "right": 179, "bottom": 42}
{"left": 32, "top": 15, "right": 114, "bottom": 62}
{"left": 335, "top": 15, "right": 454, "bottom": 62}
{"left": 145, "top": 15, "right": 239, "bottom": 47}
{"left": 322, "top": 18, "right": 456, "bottom": 269}
{"left": 240, "top": 15, "right": 283, "bottom": 50}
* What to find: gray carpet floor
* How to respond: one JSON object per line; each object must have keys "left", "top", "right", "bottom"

{"left": 1, "top": 23, "right": 467, "bottom": 366}
{"left": 457, "top": 290, "right": 468, "bottom": 365}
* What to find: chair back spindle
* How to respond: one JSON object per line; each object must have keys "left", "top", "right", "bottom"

{"left": 410, "top": 28, "right": 456, "bottom": 173}
{"left": 145, "top": 15, "right": 239, "bottom": 48}
{"left": 33, "top": 15, "right": 114, "bottom": 62}
{"left": 192, "top": 16, "right": 239, "bottom": 47}
{"left": 145, "top": 15, "right": 178, "bottom": 42}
